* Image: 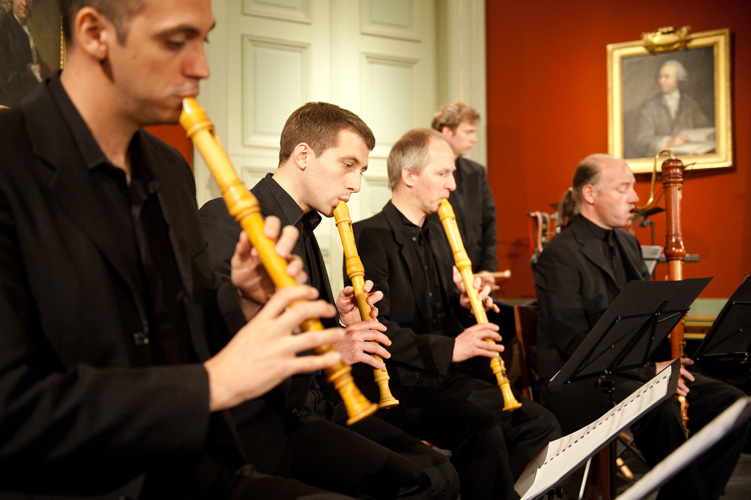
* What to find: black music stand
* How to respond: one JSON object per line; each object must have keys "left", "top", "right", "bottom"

{"left": 548, "top": 277, "right": 711, "bottom": 499}
{"left": 550, "top": 277, "right": 711, "bottom": 386}
{"left": 616, "top": 396, "right": 751, "bottom": 500}
{"left": 515, "top": 360, "right": 680, "bottom": 500}
{"left": 692, "top": 275, "right": 751, "bottom": 363}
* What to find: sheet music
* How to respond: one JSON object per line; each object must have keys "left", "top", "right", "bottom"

{"left": 616, "top": 396, "right": 751, "bottom": 500}
{"left": 515, "top": 365, "right": 678, "bottom": 500}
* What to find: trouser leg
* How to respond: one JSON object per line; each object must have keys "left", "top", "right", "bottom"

{"left": 289, "top": 417, "right": 437, "bottom": 500}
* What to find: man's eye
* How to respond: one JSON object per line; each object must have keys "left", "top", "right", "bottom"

{"left": 165, "top": 39, "right": 187, "bottom": 49}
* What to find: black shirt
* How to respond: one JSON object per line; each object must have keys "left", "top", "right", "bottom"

{"left": 579, "top": 214, "right": 629, "bottom": 290}
{"left": 49, "top": 72, "right": 194, "bottom": 365}
{"left": 395, "top": 209, "right": 450, "bottom": 336}
{"left": 257, "top": 174, "right": 332, "bottom": 307}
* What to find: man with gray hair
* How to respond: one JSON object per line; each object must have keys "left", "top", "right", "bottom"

{"left": 353, "top": 128, "right": 560, "bottom": 500}
{"left": 633, "top": 60, "right": 712, "bottom": 157}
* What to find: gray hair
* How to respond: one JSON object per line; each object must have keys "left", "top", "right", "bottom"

{"left": 661, "top": 60, "right": 688, "bottom": 82}
{"left": 387, "top": 128, "right": 449, "bottom": 190}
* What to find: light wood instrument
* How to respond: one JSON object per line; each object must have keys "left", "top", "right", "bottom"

{"left": 438, "top": 199, "right": 521, "bottom": 411}
{"left": 334, "top": 201, "right": 399, "bottom": 409}
{"left": 180, "top": 98, "right": 377, "bottom": 425}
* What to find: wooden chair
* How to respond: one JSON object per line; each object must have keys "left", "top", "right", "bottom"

{"left": 513, "top": 302, "right": 540, "bottom": 401}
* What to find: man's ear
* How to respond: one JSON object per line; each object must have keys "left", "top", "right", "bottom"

{"left": 291, "top": 143, "right": 311, "bottom": 170}
{"left": 401, "top": 166, "right": 415, "bottom": 187}
{"left": 73, "top": 7, "right": 114, "bottom": 61}
{"left": 581, "top": 184, "right": 597, "bottom": 205}
{"left": 441, "top": 126, "right": 454, "bottom": 137}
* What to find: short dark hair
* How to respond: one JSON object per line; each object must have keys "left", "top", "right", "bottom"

{"left": 59, "top": 0, "right": 145, "bottom": 44}
{"left": 278, "top": 102, "right": 375, "bottom": 166}
{"left": 387, "top": 128, "right": 448, "bottom": 190}
{"left": 431, "top": 102, "right": 480, "bottom": 132}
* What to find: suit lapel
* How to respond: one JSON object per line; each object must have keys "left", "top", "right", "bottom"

{"left": 571, "top": 217, "right": 619, "bottom": 286}
{"left": 22, "top": 87, "right": 144, "bottom": 305}
{"left": 428, "top": 217, "right": 458, "bottom": 302}
{"left": 614, "top": 229, "right": 647, "bottom": 281}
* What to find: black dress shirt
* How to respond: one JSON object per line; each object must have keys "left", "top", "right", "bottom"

{"left": 49, "top": 72, "right": 193, "bottom": 365}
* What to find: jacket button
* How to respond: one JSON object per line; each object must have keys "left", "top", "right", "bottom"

{"left": 413, "top": 372, "right": 421, "bottom": 379}
{"left": 292, "top": 408, "right": 303, "bottom": 417}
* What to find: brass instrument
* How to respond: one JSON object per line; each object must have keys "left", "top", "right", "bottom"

{"left": 438, "top": 199, "right": 522, "bottom": 411}
{"left": 637, "top": 149, "right": 689, "bottom": 434}
{"left": 334, "top": 201, "right": 399, "bottom": 409}
{"left": 180, "top": 98, "right": 377, "bottom": 425}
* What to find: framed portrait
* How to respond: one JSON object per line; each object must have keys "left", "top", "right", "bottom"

{"left": 0, "top": 0, "right": 64, "bottom": 108}
{"left": 607, "top": 28, "right": 731, "bottom": 173}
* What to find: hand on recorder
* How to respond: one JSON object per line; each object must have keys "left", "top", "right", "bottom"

{"left": 655, "top": 358, "right": 695, "bottom": 397}
{"left": 452, "top": 322, "right": 504, "bottom": 363}
{"left": 336, "top": 279, "right": 384, "bottom": 326}
{"left": 231, "top": 216, "right": 306, "bottom": 320}
{"left": 453, "top": 267, "right": 500, "bottom": 314}
{"left": 205, "top": 285, "right": 344, "bottom": 412}
{"left": 333, "top": 320, "right": 391, "bottom": 369}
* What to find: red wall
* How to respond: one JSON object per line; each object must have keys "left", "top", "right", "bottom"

{"left": 486, "top": 0, "right": 751, "bottom": 300}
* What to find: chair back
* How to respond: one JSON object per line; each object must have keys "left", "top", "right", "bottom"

{"left": 513, "top": 303, "right": 539, "bottom": 400}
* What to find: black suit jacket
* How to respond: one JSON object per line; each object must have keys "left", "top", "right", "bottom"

{"left": 199, "top": 176, "right": 338, "bottom": 416}
{"left": 352, "top": 201, "right": 471, "bottom": 388}
{"left": 442, "top": 156, "right": 497, "bottom": 273}
{"left": 0, "top": 82, "right": 245, "bottom": 497}
{"left": 533, "top": 215, "right": 650, "bottom": 379}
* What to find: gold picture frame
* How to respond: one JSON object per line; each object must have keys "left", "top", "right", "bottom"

{"left": 607, "top": 27, "right": 732, "bottom": 173}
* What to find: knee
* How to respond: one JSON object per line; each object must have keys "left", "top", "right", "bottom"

{"left": 428, "top": 460, "right": 460, "bottom": 500}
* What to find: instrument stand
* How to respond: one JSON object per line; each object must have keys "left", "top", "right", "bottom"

{"left": 693, "top": 275, "right": 751, "bottom": 364}
{"left": 516, "top": 278, "right": 711, "bottom": 500}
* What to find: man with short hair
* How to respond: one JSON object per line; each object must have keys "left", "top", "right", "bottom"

{"left": 431, "top": 102, "right": 497, "bottom": 275}
{"left": 632, "top": 60, "right": 713, "bottom": 157}
{"left": 534, "top": 153, "right": 748, "bottom": 500}
{"left": 0, "top": 0, "right": 354, "bottom": 498}
{"left": 353, "top": 128, "right": 561, "bottom": 500}
{"left": 199, "top": 102, "right": 460, "bottom": 500}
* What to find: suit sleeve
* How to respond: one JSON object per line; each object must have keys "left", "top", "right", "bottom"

{"left": 478, "top": 170, "right": 498, "bottom": 272}
{"left": 354, "top": 225, "right": 455, "bottom": 377}
{"left": 533, "top": 241, "right": 593, "bottom": 364}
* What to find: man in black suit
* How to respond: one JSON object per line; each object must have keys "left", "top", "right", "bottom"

{"left": 353, "top": 128, "right": 560, "bottom": 500}
{"left": 533, "top": 153, "right": 748, "bottom": 500}
{"left": 0, "top": 1, "right": 357, "bottom": 498}
{"left": 0, "top": 0, "right": 52, "bottom": 106}
{"left": 199, "top": 103, "right": 460, "bottom": 500}
{"left": 431, "top": 102, "right": 497, "bottom": 276}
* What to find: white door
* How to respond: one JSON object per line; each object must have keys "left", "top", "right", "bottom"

{"left": 196, "top": 0, "right": 485, "bottom": 297}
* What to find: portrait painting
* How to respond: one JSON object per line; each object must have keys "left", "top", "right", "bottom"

{"left": 0, "top": 0, "right": 63, "bottom": 108}
{"left": 607, "top": 28, "right": 732, "bottom": 173}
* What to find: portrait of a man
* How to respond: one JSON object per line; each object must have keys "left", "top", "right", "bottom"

{"left": 621, "top": 47, "right": 716, "bottom": 159}
{"left": 0, "top": 0, "right": 59, "bottom": 108}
